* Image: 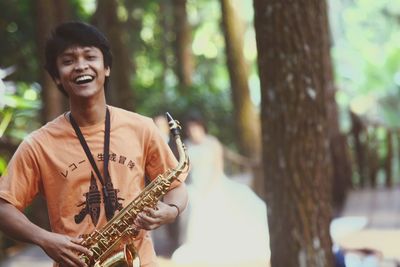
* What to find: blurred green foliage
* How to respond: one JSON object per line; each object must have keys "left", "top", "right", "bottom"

{"left": 330, "top": 0, "right": 400, "bottom": 130}
{"left": 0, "top": 78, "right": 41, "bottom": 174}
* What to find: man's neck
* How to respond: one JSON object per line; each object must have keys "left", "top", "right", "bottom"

{"left": 69, "top": 97, "right": 107, "bottom": 127}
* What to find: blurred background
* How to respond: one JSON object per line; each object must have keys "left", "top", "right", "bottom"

{"left": 1, "top": 0, "right": 400, "bottom": 266}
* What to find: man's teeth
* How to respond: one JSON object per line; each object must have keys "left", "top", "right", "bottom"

{"left": 75, "top": 75, "right": 94, "bottom": 83}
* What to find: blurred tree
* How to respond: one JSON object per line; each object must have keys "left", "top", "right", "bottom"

{"left": 159, "top": 0, "right": 173, "bottom": 95}
{"left": 33, "top": 0, "right": 70, "bottom": 123}
{"left": 366, "top": 127, "right": 380, "bottom": 187}
{"left": 220, "top": 0, "right": 261, "bottom": 159}
{"left": 350, "top": 111, "right": 367, "bottom": 186}
{"left": 254, "top": 0, "right": 335, "bottom": 266}
{"left": 122, "top": 0, "right": 145, "bottom": 98}
{"left": 93, "top": 0, "right": 136, "bottom": 111}
{"left": 172, "top": 0, "right": 194, "bottom": 91}
{"left": 384, "top": 129, "right": 393, "bottom": 187}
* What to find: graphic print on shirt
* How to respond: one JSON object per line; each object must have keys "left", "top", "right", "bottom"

{"left": 60, "top": 153, "right": 136, "bottom": 179}
{"left": 74, "top": 172, "right": 124, "bottom": 226}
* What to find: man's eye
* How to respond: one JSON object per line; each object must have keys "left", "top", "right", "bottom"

{"left": 87, "top": 55, "right": 97, "bottom": 60}
{"left": 62, "top": 59, "right": 73, "bottom": 65}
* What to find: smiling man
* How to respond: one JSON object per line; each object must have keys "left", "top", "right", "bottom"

{"left": 0, "top": 21, "right": 188, "bottom": 267}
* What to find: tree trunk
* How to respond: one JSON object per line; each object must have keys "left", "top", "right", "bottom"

{"left": 253, "top": 1, "right": 335, "bottom": 266}
{"left": 159, "top": 0, "right": 173, "bottom": 98}
{"left": 220, "top": 0, "right": 261, "bottom": 159}
{"left": 34, "top": 0, "right": 65, "bottom": 123}
{"left": 172, "top": 0, "right": 194, "bottom": 91}
{"left": 93, "top": 0, "right": 136, "bottom": 111}
{"left": 330, "top": 133, "right": 353, "bottom": 212}
{"left": 385, "top": 129, "right": 393, "bottom": 188}
{"left": 350, "top": 112, "right": 366, "bottom": 187}
{"left": 367, "top": 132, "right": 379, "bottom": 188}
{"left": 54, "top": 0, "right": 72, "bottom": 23}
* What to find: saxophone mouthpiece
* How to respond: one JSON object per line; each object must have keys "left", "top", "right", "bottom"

{"left": 165, "top": 112, "right": 174, "bottom": 123}
{"left": 165, "top": 112, "right": 181, "bottom": 136}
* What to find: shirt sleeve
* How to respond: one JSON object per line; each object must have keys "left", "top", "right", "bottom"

{"left": 0, "top": 138, "right": 42, "bottom": 211}
{"left": 144, "top": 120, "right": 187, "bottom": 189}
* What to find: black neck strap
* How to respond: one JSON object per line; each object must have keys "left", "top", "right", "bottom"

{"left": 69, "top": 107, "right": 116, "bottom": 220}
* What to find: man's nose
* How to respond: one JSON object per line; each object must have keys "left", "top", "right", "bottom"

{"left": 74, "top": 58, "right": 88, "bottom": 71}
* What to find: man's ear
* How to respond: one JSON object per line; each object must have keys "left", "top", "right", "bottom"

{"left": 105, "top": 66, "right": 110, "bottom": 77}
{"left": 54, "top": 77, "right": 61, "bottom": 85}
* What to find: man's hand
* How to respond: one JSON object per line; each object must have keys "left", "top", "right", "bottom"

{"left": 38, "top": 232, "right": 92, "bottom": 267}
{"left": 134, "top": 201, "right": 179, "bottom": 230}
{"left": 0, "top": 199, "right": 92, "bottom": 266}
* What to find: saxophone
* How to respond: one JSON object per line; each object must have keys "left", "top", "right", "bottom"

{"left": 79, "top": 112, "right": 189, "bottom": 267}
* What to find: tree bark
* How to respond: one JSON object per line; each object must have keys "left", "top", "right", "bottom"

{"left": 220, "top": 0, "right": 261, "bottom": 159}
{"left": 253, "top": 1, "right": 335, "bottom": 266}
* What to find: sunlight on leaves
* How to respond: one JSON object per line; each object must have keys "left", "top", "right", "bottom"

{"left": 330, "top": 0, "right": 400, "bottom": 128}
{"left": 80, "top": 0, "right": 96, "bottom": 15}
{"left": 192, "top": 22, "right": 220, "bottom": 58}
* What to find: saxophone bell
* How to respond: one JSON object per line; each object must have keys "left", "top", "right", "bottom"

{"left": 93, "top": 243, "right": 140, "bottom": 267}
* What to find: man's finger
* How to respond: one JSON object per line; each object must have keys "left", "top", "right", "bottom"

{"left": 138, "top": 212, "right": 158, "bottom": 223}
{"left": 63, "top": 250, "right": 87, "bottom": 267}
{"left": 143, "top": 207, "right": 158, "bottom": 217}
{"left": 59, "top": 254, "right": 81, "bottom": 267}
{"left": 70, "top": 242, "right": 92, "bottom": 257}
{"left": 70, "top": 237, "right": 84, "bottom": 244}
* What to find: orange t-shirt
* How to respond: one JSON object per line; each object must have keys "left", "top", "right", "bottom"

{"left": 0, "top": 105, "right": 185, "bottom": 266}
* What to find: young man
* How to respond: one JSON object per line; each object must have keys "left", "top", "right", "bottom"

{"left": 0, "top": 21, "right": 188, "bottom": 267}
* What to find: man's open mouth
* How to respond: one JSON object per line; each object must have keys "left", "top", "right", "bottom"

{"left": 74, "top": 75, "right": 94, "bottom": 85}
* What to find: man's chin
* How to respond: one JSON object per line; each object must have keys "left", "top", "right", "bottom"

{"left": 70, "top": 88, "right": 103, "bottom": 98}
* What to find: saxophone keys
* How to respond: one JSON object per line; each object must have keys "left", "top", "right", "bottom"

{"left": 126, "top": 226, "right": 140, "bottom": 238}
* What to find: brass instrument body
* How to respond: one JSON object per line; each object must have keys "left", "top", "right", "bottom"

{"left": 79, "top": 113, "right": 189, "bottom": 267}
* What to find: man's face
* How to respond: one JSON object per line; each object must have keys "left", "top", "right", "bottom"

{"left": 55, "top": 46, "right": 110, "bottom": 99}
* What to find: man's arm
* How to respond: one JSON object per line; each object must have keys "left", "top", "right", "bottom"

{"left": 135, "top": 182, "right": 188, "bottom": 230}
{"left": 163, "top": 182, "right": 188, "bottom": 217}
{"left": 0, "top": 198, "right": 91, "bottom": 267}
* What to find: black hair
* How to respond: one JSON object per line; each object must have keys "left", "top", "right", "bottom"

{"left": 184, "top": 110, "right": 208, "bottom": 132}
{"left": 44, "top": 21, "right": 112, "bottom": 96}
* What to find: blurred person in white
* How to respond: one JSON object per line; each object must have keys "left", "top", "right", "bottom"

{"left": 172, "top": 111, "right": 270, "bottom": 266}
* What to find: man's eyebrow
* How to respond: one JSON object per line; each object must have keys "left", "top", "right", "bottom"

{"left": 59, "top": 47, "right": 98, "bottom": 56}
{"left": 82, "top": 47, "right": 96, "bottom": 52}
{"left": 59, "top": 52, "right": 74, "bottom": 57}
{"left": 59, "top": 49, "right": 77, "bottom": 57}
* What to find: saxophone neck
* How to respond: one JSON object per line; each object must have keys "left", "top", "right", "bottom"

{"left": 166, "top": 112, "right": 189, "bottom": 174}
{"left": 174, "top": 136, "right": 189, "bottom": 173}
